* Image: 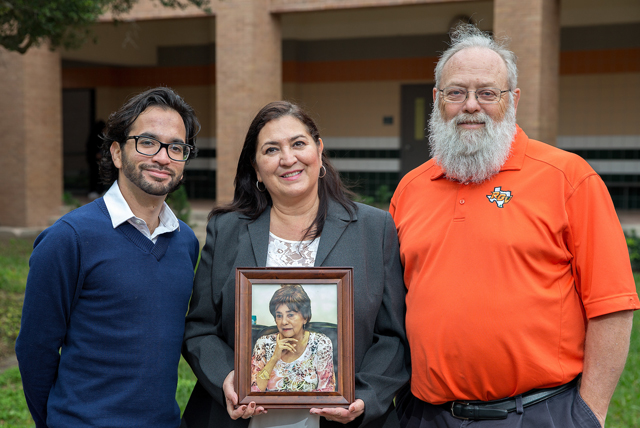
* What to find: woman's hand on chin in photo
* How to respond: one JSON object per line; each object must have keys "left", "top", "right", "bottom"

{"left": 273, "top": 333, "right": 298, "bottom": 360}
{"left": 310, "top": 399, "right": 365, "bottom": 424}
{"left": 223, "top": 370, "right": 267, "bottom": 419}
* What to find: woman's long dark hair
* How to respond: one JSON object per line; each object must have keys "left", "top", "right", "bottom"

{"left": 210, "top": 101, "right": 356, "bottom": 240}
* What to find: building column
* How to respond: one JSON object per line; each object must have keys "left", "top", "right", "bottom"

{"left": 494, "top": 0, "right": 560, "bottom": 146}
{"left": 0, "top": 46, "right": 62, "bottom": 227}
{"left": 216, "top": 0, "right": 282, "bottom": 203}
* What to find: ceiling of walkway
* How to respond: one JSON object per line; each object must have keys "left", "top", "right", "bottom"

{"left": 60, "top": 0, "right": 639, "bottom": 67}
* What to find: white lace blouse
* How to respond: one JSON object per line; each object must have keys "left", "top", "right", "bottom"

{"left": 266, "top": 232, "right": 320, "bottom": 268}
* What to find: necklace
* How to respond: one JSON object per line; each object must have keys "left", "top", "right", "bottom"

{"left": 295, "top": 330, "right": 310, "bottom": 357}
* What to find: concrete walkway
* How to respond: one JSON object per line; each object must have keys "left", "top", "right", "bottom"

{"left": 0, "top": 354, "right": 17, "bottom": 374}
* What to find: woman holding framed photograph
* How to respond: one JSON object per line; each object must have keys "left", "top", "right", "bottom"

{"left": 181, "top": 101, "right": 408, "bottom": 428}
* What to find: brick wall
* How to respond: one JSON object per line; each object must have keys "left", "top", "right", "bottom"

{"left": 495, "top": 0, "right": 560, "bottom": 145}
{"left": 215, "top": 0, "right": 282, "bottom": 203}
{"left": 0, "top": 46, "right": 62, "bottom": 227}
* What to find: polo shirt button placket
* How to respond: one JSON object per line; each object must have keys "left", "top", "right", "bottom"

{"left": 454, "top": 183, "right": 468, "bottom": 221}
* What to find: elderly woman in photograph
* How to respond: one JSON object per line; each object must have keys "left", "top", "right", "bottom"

{"left": 181, "top": 101, "right": 408, "bottom": 428}
{"left": 251, "top": 284, "right": 335, "bottom": 393}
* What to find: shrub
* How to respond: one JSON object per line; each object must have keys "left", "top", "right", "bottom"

{"left": 166, "top": 186, "right": 191, "bottom": 225}
{"left": 625, "top": 230, "right": 640, "bottom": 271}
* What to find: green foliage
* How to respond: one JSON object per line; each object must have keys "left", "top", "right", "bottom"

{"left": 355, "top": 185, "right": 393, "bottom": 209}
{"left": 0, "top": 0, "right": 211, "bottom": 54}
{"left": 177, "top": 357, "right": 197, "bottom": 415}
{"left": 625, "top": 230, "right": 640, "bottom": 271}
{"left": 0, "top": 367, "right": 34, "bottom": 427}
{"left": 62, "top": 191, "right": 81, "bottom": 209}
{"left": 0, "top": 292, "right": 23, "bottom": 359}
{"left": 374, "top": 185, "right": 393, "bottom": 205}
{"left": 0, "top": 239, "right": 31, "bottom": 294}
{"left": 356, "top": 194, "right": 375, "bottom": 206}
{"left": 166, "top": 186, "right": 191, "bottom": 225}
{"left": 0, "top": 238, "right": 31, "bottom": 360}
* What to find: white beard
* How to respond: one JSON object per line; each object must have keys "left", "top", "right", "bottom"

{"left": 428, "top": 99, "right": 517, "bottom": 184}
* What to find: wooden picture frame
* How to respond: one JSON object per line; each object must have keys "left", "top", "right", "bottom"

{"left": 235, "top": 267, "right": 354, "bottom": 409}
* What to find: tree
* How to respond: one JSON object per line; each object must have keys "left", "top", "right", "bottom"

{"left": 0, "top": 0, "right": 210, "bottom": 54}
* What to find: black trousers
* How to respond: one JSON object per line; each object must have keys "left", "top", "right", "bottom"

{"left": 396, "top": 385, "right": 602, "bottom": 428}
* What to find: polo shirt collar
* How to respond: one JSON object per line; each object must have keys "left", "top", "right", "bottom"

{"left": 430, "top": 124, "right": 528, "bottom": 181}
{"left": 500, "top": 125, "right": 528, "bottom": 172}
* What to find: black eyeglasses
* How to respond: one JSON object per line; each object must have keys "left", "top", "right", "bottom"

{"left": 126, "top": 135, "right": 192, "bottom": 162}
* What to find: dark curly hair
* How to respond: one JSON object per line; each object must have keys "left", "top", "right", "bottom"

{"left": 98, "top": 86, "right": 201, "bottom": 187}
{"left": 269, "top": 284, "right": 312, "bottom": 324}
{"left": 210, "top": 101, "right": 356, "bottom": 241}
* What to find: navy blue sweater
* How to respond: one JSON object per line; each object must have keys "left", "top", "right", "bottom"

{"left": 16, "top": 198, "right": 199, "bottom": 428}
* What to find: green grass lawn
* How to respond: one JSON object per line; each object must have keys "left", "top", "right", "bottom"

{"left": 1, "top": 237, "right": 639, "bottom": 427}
{"left": 0, "top": 238, "right": 31, "bottom": 360}
{"left": 0, "top": 238, "right": 34, "bottom": 427}
{"left": 606, "top": 273, "right": 640, "bottom": 428}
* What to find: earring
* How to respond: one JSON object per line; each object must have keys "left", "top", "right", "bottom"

{"left": 319, "top": 165, "right": 327, "bottom": 178}
{"left": 256, "top": 180, "right": 266, "bottom": 192}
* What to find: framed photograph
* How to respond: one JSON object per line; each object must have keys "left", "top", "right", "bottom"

{"left": 235, "top": 267, "right": 354, "bottom": 409}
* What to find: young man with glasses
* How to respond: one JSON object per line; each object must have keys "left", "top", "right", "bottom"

{"left": 16, "top": 87, "right": 201, "bottom": 428}
{"left": 391, "top": 24, "right": 639, "bottom": 428}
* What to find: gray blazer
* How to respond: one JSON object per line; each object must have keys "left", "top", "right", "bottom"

{"left": 181, "top": 200, "right": 409, "bottom": 428}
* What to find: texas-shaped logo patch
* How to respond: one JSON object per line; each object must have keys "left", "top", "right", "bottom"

{"left": 486, "top": 186, "right": 513, "bottom": 208}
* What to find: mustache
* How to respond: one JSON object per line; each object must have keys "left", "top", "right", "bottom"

{"left": 140, "top": 164, "right": 175, "bottom": 176}
{"left": 454, "top": 112, "right": 490, "bottom": 125}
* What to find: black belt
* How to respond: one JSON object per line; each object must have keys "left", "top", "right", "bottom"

{"left": 443, "top": 376, "right": 580, "bottom": 420}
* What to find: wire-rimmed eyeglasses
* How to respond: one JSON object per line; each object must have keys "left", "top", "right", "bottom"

{"left": 126, "top": 135, "right": 192, "bottom": 162}
{"left": 437, "top": 87, "right": 511, "bottom": 104}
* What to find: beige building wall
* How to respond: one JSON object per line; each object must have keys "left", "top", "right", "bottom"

{"left": 559, "top": 73, "right": 640, "bottom": 136}
{"left": 285, "top": 81, "right": 403, "bottom": 138}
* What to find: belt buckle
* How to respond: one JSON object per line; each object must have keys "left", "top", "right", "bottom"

{"left": 451, "top": 402, "right": 469, "bottom": 420}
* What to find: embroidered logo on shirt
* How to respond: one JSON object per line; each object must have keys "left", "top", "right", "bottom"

{"left": 486, "top": 187, "right": 513, "bottom": 208}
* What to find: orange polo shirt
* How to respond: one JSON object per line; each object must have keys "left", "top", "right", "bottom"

{"left": 390, "top": 126, "right": 640, "bottom": 405}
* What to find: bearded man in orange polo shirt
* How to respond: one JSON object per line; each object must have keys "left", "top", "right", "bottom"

{"left": 391, "top": 24, "right": 639, "bottom": 428}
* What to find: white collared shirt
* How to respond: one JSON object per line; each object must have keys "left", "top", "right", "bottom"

{"left": 103, "top": 181, "right": 180, "bottom": 243}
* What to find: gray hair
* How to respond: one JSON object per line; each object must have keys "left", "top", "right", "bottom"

{"left": 434, "top": 24, "right": 518, "bottom": 91}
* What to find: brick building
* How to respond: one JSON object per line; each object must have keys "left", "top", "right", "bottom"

{"left": 1, "top": 0, "right": 638, "bottom": 227}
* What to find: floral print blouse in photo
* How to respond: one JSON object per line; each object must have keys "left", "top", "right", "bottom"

{"left": 250, "top": 332, "right": 335, "bottom": 392}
